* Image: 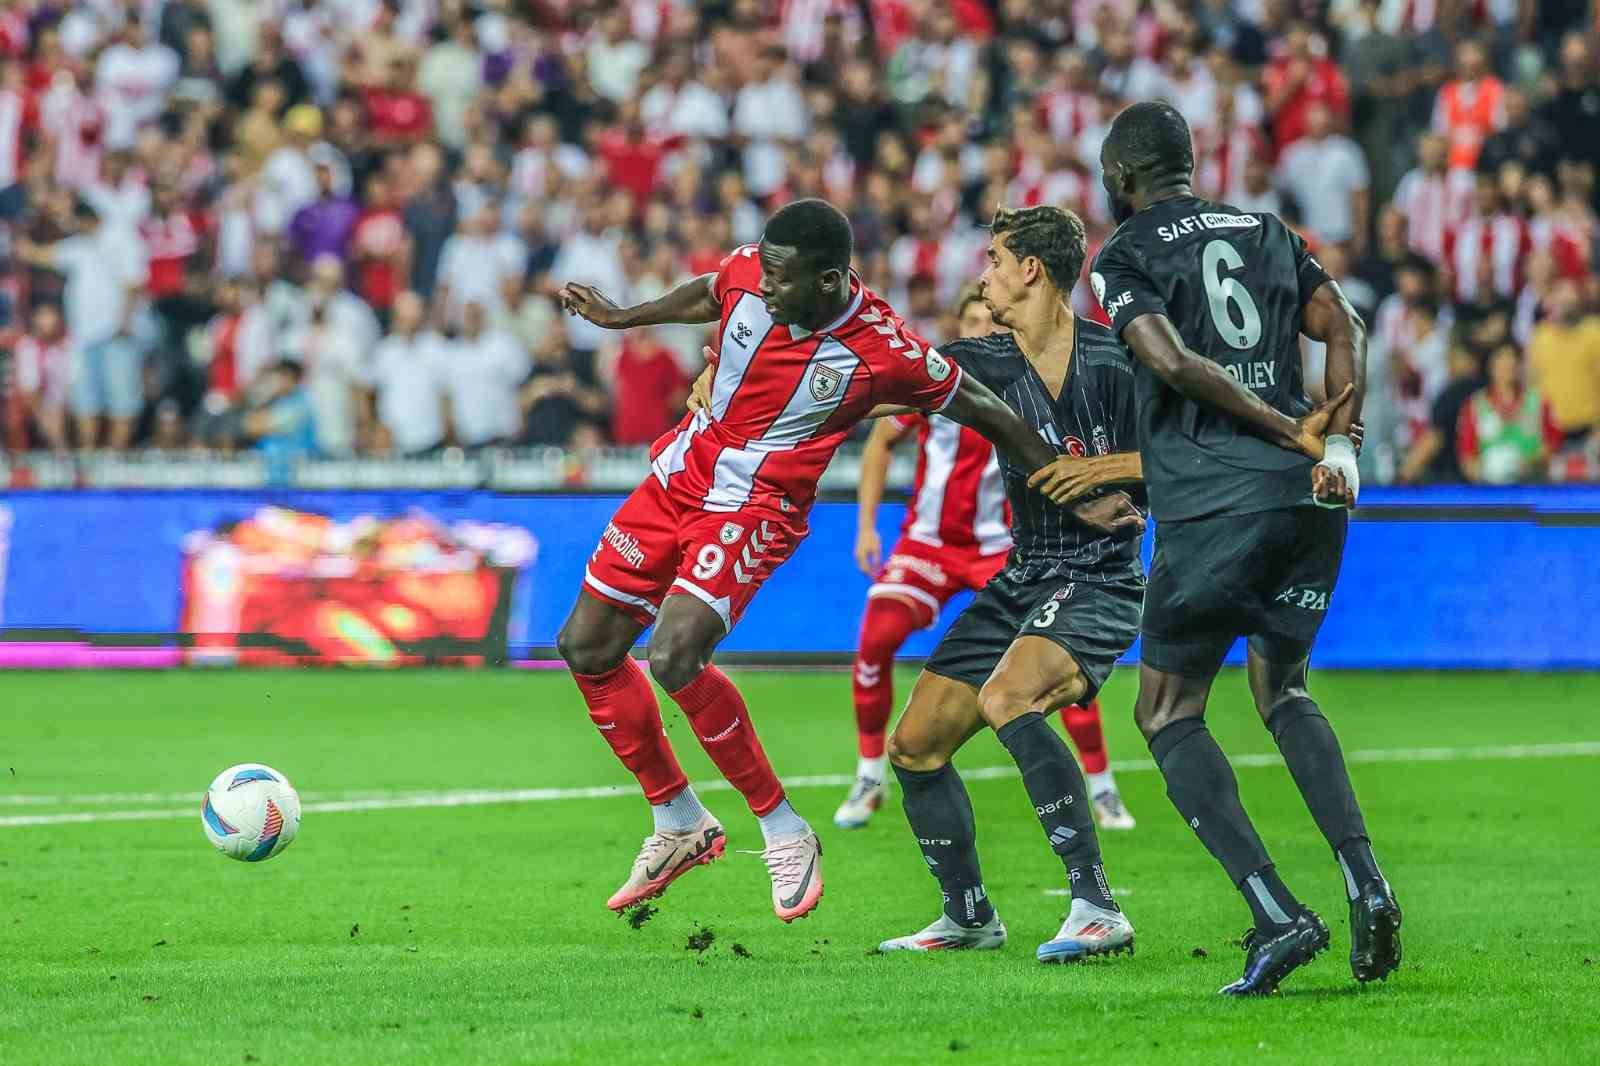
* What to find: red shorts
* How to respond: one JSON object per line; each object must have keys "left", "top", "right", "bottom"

{"left": 583, "top": 476, "right": 805, "bottom": 632}
{"left": 868, "top": 536, "right": 1009, "bottom": 627}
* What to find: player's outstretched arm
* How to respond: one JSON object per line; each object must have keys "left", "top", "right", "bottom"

{"left": 855, "top": 417, "right": 916, "bottom": 575}
{"left": 1120, "top": 312, "right": 1353, "bottom": 461}
{"left": 558, "top": 273, "right": 720, "bottom": 329}
{"left": 939, "top": 372, "right": 1056, "bottom": 475}
{"left": 1301, "top": 279, "right": 1368, "bottom": 508}
{"left": 1026, "top": 452, "right": 1143, "bottom": 504}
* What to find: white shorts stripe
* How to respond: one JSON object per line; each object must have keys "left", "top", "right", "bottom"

{"left": 867, "top": 582, "right": 942, "bottom": 618}
{"left": 669, "top": 577, "right": 733, "bottom": 633}
{"left": 584, "top": 567, "right": 659, "bottom": 616}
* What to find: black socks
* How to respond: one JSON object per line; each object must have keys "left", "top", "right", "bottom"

{"left": 996, "top": 712, "right": 1118, "bottom": 912}
{"left": 1150, "top": 717, "right": 1302, "bottom": 929}
{"left": 1267, "top": 697, "right": 1386, "bottom": 900}
{"left": 893, "top": 762, "right": 995, "bottom": 928}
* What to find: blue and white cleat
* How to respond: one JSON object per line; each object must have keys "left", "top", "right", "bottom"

{"left": 1036, "top": 899, "right": 1135, "bottom": 963}
{"left": 832, "top": 775, "right": 887, "bottom": 829}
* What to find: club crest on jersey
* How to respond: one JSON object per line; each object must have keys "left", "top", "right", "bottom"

{"left": 1093, "top": 424, "right": 1110, "bottom": 455}
{"left": 924, "top": 347, "right": 951, "bottom": 382}
{"left": 1052, "top": 584, "right": 1076, "bottom": 602}
{"left": 719, "top": 522, "right": 744, "bottom": 545}
{"left": 810, "top": 363, "right": 843, "bottom": 401}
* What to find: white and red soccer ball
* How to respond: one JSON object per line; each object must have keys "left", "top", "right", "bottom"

{"left": 201, "top": 763, "right": 301, "bottom": 862}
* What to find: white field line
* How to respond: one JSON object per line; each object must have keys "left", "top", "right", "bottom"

{"left": 2, "top": 740, "right": 1598, "bottom": 830}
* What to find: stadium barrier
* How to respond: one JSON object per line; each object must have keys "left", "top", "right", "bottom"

{"left": 4, "top": 480, "right": 1597, "bottom": 669}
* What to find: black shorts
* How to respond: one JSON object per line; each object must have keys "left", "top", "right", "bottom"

{"left": 924, "top": 569, "right": 1144, "bottom": 702}
{"left": 1141, "top": 505, "right": 1347, "bottom": 678}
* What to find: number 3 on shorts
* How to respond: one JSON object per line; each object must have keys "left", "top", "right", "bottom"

{"left": 1032, "top": 600, "right": 1059, "bottom": 628}
{"left": 692, "top": 544, "right": 726, "bottom": 580}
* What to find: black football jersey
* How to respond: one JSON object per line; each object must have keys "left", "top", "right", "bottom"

{"left": 942, "top": 322, "right": 1144, "bottom": 583}
{"left": 1090, "top": 195, "right": 1332, "bottom": 522}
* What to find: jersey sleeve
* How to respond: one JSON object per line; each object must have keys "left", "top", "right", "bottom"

{"left": 1285, "top": 221, "right": 1334, "bottom": 305}
{"left": 712, "top": 244, "right": 763, "bottom": 302}
{"left": 867, "top": 321, "right": 963, "bottom": 412}
{"left": 936, "top": 336, "right": 1002, "bottom": 394}
{"left": 1089, "top": 236, "right": 1167, "bottom": 337}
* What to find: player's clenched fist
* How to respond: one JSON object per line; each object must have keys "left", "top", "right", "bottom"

{"left": 1070, "top": 492, "right": 1145, "bottom": 537}
{"left": 557, "top": 283, "right": 626, "bottom": 327}
{"left": 686, "top": 347, "right": 716, "bottom": 415}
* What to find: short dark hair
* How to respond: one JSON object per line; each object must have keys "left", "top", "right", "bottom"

{"left": 1105, "top": 101, "right": 1194, "bottom": 184}
{"left": 990, "top": 205, "right": 1087, "bottom": 291}
{"left": 72, "top": 197, "right": 100, "bottom": 224}
{"left": 762, "top": 198, "right": 853, "bottom": 273}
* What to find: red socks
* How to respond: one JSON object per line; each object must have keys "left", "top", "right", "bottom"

{"left": 573, "top": 657, "right": 688, "bottom": 804}
{"left": 670, "top": 666, "right": 785, "bottom": 816}
{"left": 852, "top": 597, "right": 923, "bottom": 759}
{"left": 1060, "top": 698, "right": 1109, "bottom": 775}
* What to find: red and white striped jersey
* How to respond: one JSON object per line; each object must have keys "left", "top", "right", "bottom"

{"left": 649, "top": 244, "right": 963, "bottom": 517}
{"left": 1392, "top": 167, "right": 1475, "bottom": 264}
{"left": 1195, "top": 121, "right": 1267, "bottom": 205}
{"left": 1444, "top": 210, "right": 1530, "bottom": 302}
{"left": 893, "top": 411, "right": 1011, "bottom": 555}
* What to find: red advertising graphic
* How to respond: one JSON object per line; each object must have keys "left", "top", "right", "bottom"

{"left": 181, "top": 507, "right": 535, "bottom": 666}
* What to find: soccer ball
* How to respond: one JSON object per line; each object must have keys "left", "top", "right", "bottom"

{"left": 201, "top": 763, "right": 301, "bottom": 862}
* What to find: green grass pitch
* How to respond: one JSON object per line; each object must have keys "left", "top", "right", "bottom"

{"left": 3, "top": 668, "right": 1598, "bottom": 1064}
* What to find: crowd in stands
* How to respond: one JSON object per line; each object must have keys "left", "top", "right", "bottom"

{"left": 3, "top": 0, "right": 1600, "bottom": 485}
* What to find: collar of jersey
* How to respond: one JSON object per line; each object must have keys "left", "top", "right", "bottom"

{"left": 789, "top": 273, "right": 864, "bottom": 341}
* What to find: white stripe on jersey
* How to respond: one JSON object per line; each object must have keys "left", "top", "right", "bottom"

{"left": 651, "top": 410, "right": 709, "bottom": 487}
{"left": 907, "top": 418, "right": 959, "bottom": 548}
{"left": 711, "top": 294, "right": 773, "bottom": 420}
{"left": 763, "top": 337, "right": 862, "bottom": 443}
{"left": 702, "top": 439, "right": 786, "bottom": 512}
{"left": 974, "top": 448, "right": 1011, "bottom": 555}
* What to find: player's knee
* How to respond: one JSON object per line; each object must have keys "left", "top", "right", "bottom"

{"left": 645, "top": 632, "right": 709, "bottom": 694}
{"left": 557, "top": 616, "right": 624, "bottom": 676}
{"left": 976, "top": 678, "right": 1030, "bottom": 730}
{"left": 887, "top": 721, "right": 948, "bottom": 772}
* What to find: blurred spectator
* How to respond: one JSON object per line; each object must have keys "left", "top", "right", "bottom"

{"left": 1262, "top": 23, "right": 1349, "bottom": 152}
{"left": 14, "top": 302, "right": 70, "bottom": 450}
{"left": 242, "top": 359, "right": 316, "bottom": 475}
{"left": 349, "top": 173, "right": 408, "bottom": 325}
{"left": 602, "top": 326, "right": 689, "bottom": 446}
{"left": 417, "top": 17, "right": 482, "bottom": 150}
{"left": 95, "top": 19, "right": 179, "bottom": 149}
{"left": 1457, "top": 343, "right": 1563, "bottom": 484}
{"left": 435, "top": 203, "right": 524, "bottom": 328}
{"left": 733, "top": 46, "right": 808, "bottom": 198}
{"left": 1526, "top": 278, "right": 1600, "bottom": 443}
{"left": 369, "top": 291, "right": 447, "bottom": 456}
{"left": 14, "top": 198, "right": 148, "bottom": 449}
{"left": 1277, "top": 103, "right": 1371, "bottom": 252}
{"left": 1478, "top": 85, "right": 1558, "bottom": 178}
{"left": 1432, "top": 39, "right": 1504, "bottom": 173}
{"left": 401, "top": 140, "right": 456, "bottom": 301}
{"left": 445, "top": 300, "right": 527, "bottom": 449}
{"left": 1398, "top": 344, "right": 1485, "bottom": 484}
{"left": 363, "top": 54, "right": 434, "bottom": 148}
{"left": 288, "top": 159, "right": 359, "bottom": 264}
{"left": 1392, "top": 133, "right": 1473, "bottom": 264}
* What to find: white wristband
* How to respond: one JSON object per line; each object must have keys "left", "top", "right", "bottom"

{"left": 1315, "top": 434, "right": 1359, "bottom": 508}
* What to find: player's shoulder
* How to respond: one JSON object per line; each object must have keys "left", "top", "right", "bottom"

{"left": 1076, "top": 318, "right": 1135, "bottom": 377}
{"left": 939, "top": 331, "right": 1026, "bottom": 389}
{"left": 715, "top": 243, "right": 763, "bottom": 292}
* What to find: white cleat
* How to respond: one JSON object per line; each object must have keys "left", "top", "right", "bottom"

{"left": 763, "top": 830, "right": 824, "bottom": 922}
{"left": 1092, "top": 788, "right": 1136, "bottom": 830}
{"left": 878, "top": 911, "right": 1008, "bottom": 953}
{"left": 1036, "top": 899, "right": 1135, "bottom": 963}
{"left": 605, "top": 817, "right": 726, "bottom": 912}
{"left": 833, "top": 775, "right": 888, "bottom": 829}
